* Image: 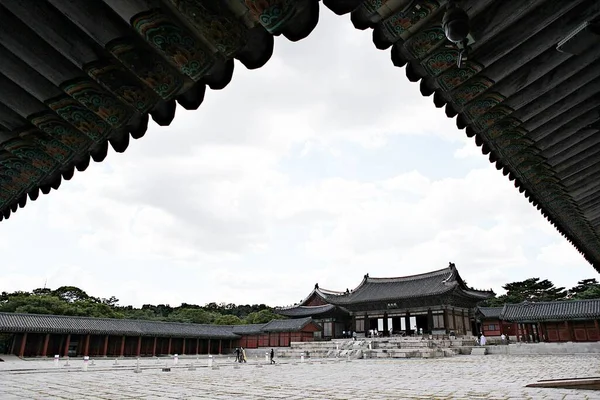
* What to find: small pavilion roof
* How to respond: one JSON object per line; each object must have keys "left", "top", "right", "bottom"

{"left": 275, "top": 304, "right": 349, "bottom": 318}
{"left": 500, "top": 299, "right": 600, "bottom": 322}
{"left": 477, "top": 306, "right": 504, "bottom": 319}
{"left": 261, "top": 317, "right": 320, "bottom": 333}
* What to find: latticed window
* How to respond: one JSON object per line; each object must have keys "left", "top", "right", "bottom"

{"left": 355, "top": 319, "right": 365, "bottom": 332}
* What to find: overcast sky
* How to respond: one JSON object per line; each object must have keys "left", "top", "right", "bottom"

{"left": 0, "top": 11, "right": 596, "bottom": 308}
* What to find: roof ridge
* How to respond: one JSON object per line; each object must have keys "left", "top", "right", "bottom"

{"left": 511, "top": 298, "right": 600, "bottom": 306}
{"left": 365, "top": 266, "right": 452, "bottom": 282}
{"left": 0, "top": 312, "right": 231, "bottom": 328}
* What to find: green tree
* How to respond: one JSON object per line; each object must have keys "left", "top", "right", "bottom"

{"left": 213, "top": 314, "right": 243, "bottom": 325}
{"left": 168, "top": 308, "right": 217, "bottom": 324}
{"left": 569, "top": 279, "right": 600, "bottom": 300}
{"left": 52, "top": 286, "right": 91, "bottom": 303}
{"left": 2, "top": 294, "right": 68, "bottom": 315}
{"left": 245, "top": 309, "right": 285, "bottom": 324}
{"left": 482, "top": 278, "right": 568, "bottom": 306}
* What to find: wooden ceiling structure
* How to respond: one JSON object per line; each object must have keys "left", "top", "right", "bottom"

{"left": 0, "top": 1, "right": 599, "bottom": 270}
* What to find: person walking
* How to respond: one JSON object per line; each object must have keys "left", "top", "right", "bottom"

{"left": 241, "top": 347, "right": 247, "bottom": 363}
{"left": 270, "top": 348, "right": 275, "bottom": 364}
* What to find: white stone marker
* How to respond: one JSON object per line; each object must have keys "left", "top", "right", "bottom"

{"left": 54, "top": 355, "right": 59, "bottom": 367}
{"left": 265, "top": 352, "right": 269, "bottom": 362}
{"left": 83, "top": 356, "right": 89, "bottom": 371}
{"left": 301, "top": 354, "right": 304, "bottom": 363}
{"left": 208, "top": 355, "right": 213, "bottom": 368}
{"left": 134, "top": 358, "right": 142, "bottom": 373}
{"left": 173, "top": 354, "right": 179, "bottom": 365}
{"left": 64, "top": 356, "right": 70, "bottom": 367}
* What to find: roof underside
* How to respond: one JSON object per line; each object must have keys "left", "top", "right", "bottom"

{"left": 500, "top": 299, "right": 600, "bottom": 322}
{"left": 0, "top": 1, "right": 599, "bottom": 272}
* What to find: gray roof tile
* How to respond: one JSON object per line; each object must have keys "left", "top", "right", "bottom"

{"left": 261, "top": 317, "right": 317, "bottom": 332}
{"left": 0, "top": 313, "right": 238, "bottom": 339}
{"left": 477, "top": 307, "right": 504, "bottom": 319}
{"left": 317, "top": 266, "right": 494, "bottom": 305}
{"left": 0, "top": 313, "right": 320, "bottom": 338}
{"left": 275, "top": 304, "right": 339, "bottom": 317}
{"left": 501, "top": 300, "right": 600, "bottom": 322}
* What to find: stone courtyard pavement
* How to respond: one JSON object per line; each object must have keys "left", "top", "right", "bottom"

{"left": 1, "top": 354, "right": 599, "bottom": 399}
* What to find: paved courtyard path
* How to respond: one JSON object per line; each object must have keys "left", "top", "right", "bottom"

{"left": 1, "top": 354, "right": 599, "bottom": 399}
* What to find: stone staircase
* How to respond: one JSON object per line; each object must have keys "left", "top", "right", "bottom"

{"left": 276, "top": 339, "right": 368, "bottom": 359}
{"left": 278, "top": 337, "right": 475, "bottom": 360}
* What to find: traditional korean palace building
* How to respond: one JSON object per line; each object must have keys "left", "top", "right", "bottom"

{"left": 276, "top": 263, "right": 495, "bottom": 338}
{"left": 477, "top": 299, "right": 600, "bottom": 343}
{"left": 0, "top": 313, "right": 320, "bottom": 358}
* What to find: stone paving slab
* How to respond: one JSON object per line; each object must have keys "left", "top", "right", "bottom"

{"left": 1, "top": 355, "right": 600, "bottom": 399}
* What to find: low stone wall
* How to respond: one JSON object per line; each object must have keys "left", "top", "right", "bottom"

{"left": 486, "top": 342, "right": 600, "bottom": 355}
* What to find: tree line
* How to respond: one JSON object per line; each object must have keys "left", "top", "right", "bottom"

{"left": 1, "top": 277, "right": 598, "bottom": 321}
{"left": 480, "top": 277, "right": 600, "bottom": 307}
{"left": 0, "top": 286, "right": 284, "bottom": 325}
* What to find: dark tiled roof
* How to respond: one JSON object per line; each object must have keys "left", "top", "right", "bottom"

{"left": 275, "top": 304, "right": 342, "bottom": 317}
{"left": 315, "top": 265, "right": 494, "bottom": 305}
{"left": 231, "top": 324, "right": 264, "bottom": 335}
{"left": 500, "top": 300, "right": 600, "bottom": 322}
{"left": 478, "top": 307, "right": 504, "bottom": 319}
{"left": 261, "top": 317, "right": 317, "bottom": 332}
{"left": 0, "top": 312, "right": 237, "bottom": 339}
{"left": 0, "top": 312, "right": 320, "bottom": 337}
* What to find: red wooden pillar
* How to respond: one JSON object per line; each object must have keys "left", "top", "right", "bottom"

{"left": 567, "top": 321, "right": 576, "bottom": 341}
{"left": 103, "top": 335, "right": 109, "bottom": 357}
{"left": 41, "top": 334, "right": 50, "bottom": 357}
{"left": 136, "top": 336, "right": 142, "bottom": 357}
{"left": 196, "top": 338, "right": 199, "bottom": 355}
{"left": 83, "top": 334, "right": 90, "bottom": 356}
{"left": 218, "top": 339, "right": 222, "bottom": 355}
{"left": 152, "top": 337, "right": 157, "bottom": 357}
{"left": 167, "top": 338, "right": 172, "bottom": 355}
{"left": 442, "top": 309, "right": 449, "bottom": 334}
{"left": 63, "top": 334, "right": 71, "bottom": 357}
{"left": 182, "top": 338, "right": 186, "bottom": 355}
{"left": 120, "top": 336, "right": 125, "bottom": 357}
{"left": 452, "top": 309, "right": 457, "bottom": 334}
{"left": 19, "top": 332, "right": 28, "bottom": 358}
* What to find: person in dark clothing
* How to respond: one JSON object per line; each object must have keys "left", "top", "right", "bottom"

{"left": 235, "top": 347, "right": 240, "bottom": 362}
{"left": 270, "top": 348, "right": 275, "bottom": 364}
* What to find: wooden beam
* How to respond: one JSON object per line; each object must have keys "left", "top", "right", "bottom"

{"left": 103, "top": 335, "right": 109, "bottom": 357}
{"left": 119, "top": 336, "right": 125, "bottom": 357}
{"left": 18, "top": 332, "right": 27, "bottom": 358}
{"left": 83, "top": 334, "right": 90, "bottom": 357}
{"left": 530, "top": 98, "right": 600, "bottom": 144}
{"left": 41, "top": 334, "right": 50, "bottom": 357}
{"left": 63, "top": 334, "right": 71, "bottom": 358}
{"left": 548, "top": 130, "right": 600, "bottom": 167}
